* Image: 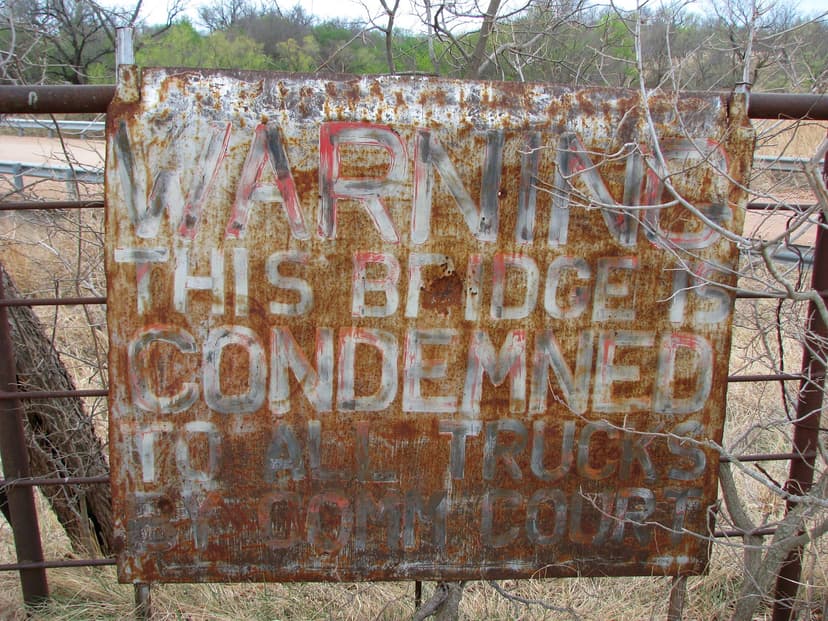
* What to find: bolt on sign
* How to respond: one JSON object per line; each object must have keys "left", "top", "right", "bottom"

{"left": 106, "top": 67, "right": 754, "bottom": 583}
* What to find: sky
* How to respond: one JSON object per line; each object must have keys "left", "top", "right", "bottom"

{"left": 130, "top": 0, "right": 827, "bottom": 31}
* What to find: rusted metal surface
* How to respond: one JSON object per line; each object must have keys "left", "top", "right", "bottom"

{"left": 747, "top": 92, "right": 828, "bottom": 120}
{"left": 772, "top": 216, "right": 828, "bottom": 621}
{"left": 0, "top": 85, "right": 114, "bottom": 114}
{"left": 0, "top": 296, "right": 107, "bottom": 308}
{"left": 105, "top": 68, "right": 754, "bottom": 583}
{"left": 667, "top": 575, "right": 688, "bottom": 621}
{"left": 0, "top": 388, "right": 108, "bottom": 400}
{"left": 0, "top": 273, "right": 49, "bottom": 601}
{"left": 3, "top": 85, "right": 826, "bottom": 119}
{"left": 0, "top": 200, "right": 105, "bottom": 211}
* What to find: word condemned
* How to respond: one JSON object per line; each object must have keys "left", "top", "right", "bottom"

{"left": 130, "top": 324, "right": 713, "bottom": 417}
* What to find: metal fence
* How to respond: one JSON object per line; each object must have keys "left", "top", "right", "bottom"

{"left": 0, "top": 82, "right": 826, "bottom": 620}
{"left": 0, "top": 117, "right": 105, "bottom": 137}
{"left": 0, "top": 161, "right": 103, "bottom": 195}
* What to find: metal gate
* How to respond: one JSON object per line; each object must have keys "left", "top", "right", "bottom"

{"left": 1, "top": 78, "right": 826, "bottom": 619}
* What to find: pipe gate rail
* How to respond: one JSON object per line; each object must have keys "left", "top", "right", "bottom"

{"left": 0, "top": 81, "right": 826, "bottom": 620}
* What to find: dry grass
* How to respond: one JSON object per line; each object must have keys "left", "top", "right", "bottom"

{"left": 745, "top": 120, "right": 827, "bottom": 248}
{"left": 752, "top": 120, "right": 828, "bottom": 159}
{"left": 1, "top": 124, "right": 827, "bottom": 620}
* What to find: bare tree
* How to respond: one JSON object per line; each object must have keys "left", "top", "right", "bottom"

{"left": 0, "top": 0, "right": 183, "bottom": 84}
{"left": 198, "top": 0, "right": 260, "bottom": 32}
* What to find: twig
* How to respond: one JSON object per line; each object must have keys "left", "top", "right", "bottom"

{"left": 488, "top": 580, "right": 580, "bottom": 620}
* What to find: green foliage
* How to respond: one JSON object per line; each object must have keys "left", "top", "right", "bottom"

{"left": 3, "top": 0, "right": 826, "bottom": 93}
{"left": 136, "top": 20, "right": 271, "bottom": 70}
{"left": 392, "top": 34, "right": 435, "bottom": 74}
{"left": 595, "top": 10, "right": 639, "bottom": 86}
{"left": 272, "top": 36, "right": 320, "bottom": 72}
{"left": 1, "top": 0, "right": 123, "bottom": 84}
{"left": 312, "top": 20, "right": 387, "bottom": 74}
{"left": 85, "top": 62, "right": 112, "bottom": 85}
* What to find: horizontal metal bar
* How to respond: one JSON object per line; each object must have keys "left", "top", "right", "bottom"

{"left": 0, "top": 388, "right": 108, "bottom": 401}
{"left": 747, "top": 202, "right": 815, "bottom": 212}
{"left": 769, "top": 247, "right": 814, "bottom": 265}
{"left": 0, "top": 85, "right": 825, "bottom": 119}
{"left": 720, "top": 452, "right": 818, "bottom": 463}
{"left": 757, "top": 161, "right": 820, "bottom": 173}
{"left": 0, "top": 160, "right": 103, "bottom": 184}
{"left": 0, "top": 558, "right": 116, "bottom": 572}
{"left": 754, "top": 155, "right": 825, "bottom": 173}
{"left": 736, "top": 290, "right": 788, "bottom": 299}
{"left": 1, "top": 118, "right": 105, "bottom": 134}
{"left": 728, "top": 373, "right": 802, "bottom": 382}
{"left": 748, "top": 93, "right": 828, "bottom": 120}
{"left": 0, "top": 200, "right": 104, "bottom": 211}
{"left": 715, "top": 526, "right": 777, "bottom": 538}
{"left": 754, "top": 155, "right": 824, "bottom": 165}
{"left": 0, "top": 85, "right": 115, "bottom": 114}
{"left": 0, "top": 475, "right": 109, "bottom": 487}
{"left": 0, "top": 296, "right": 106, "bottom": 307}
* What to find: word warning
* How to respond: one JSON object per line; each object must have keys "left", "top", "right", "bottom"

{"left": 106, "top": 68, "right": 754, "bottom": 582}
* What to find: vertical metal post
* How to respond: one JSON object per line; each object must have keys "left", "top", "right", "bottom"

{"left": 0, "top": 270, "right": 49, "bottom": 604}
{"left": 772, "top": 215, "right": 828, "bottom": 620}
{"left": 11, "top": 162, "right": 23, "bottom": 192}
{"left": 667, "top": 576, "right": 687, "bottom": 621}
{"left": 114, "top": 26, "right": 139, "bottom": 105}
{"left": 115, "top": 27, "right": 135, "bottom": 68}
{"left": 134, "top": 583, "right": 152, "bottom": 619}
{"left": 67, "top": 183, "right": 79, "bottom": 201}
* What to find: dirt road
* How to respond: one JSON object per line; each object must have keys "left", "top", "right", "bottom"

{"left": 0, "top": 134, "right": 104, "bottom": 168}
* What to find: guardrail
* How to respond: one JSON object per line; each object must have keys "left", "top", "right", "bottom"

{"left": 754, "top": 154, "right": 826, "bottom": 172}
{"left": 0, "top": 118, "right": 105, "bottom": 137}
{"left": 0, "top": 160, "right": 103, "bottom": 198}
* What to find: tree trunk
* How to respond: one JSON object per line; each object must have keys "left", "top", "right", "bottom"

{"left": 413, "top": 581, "right": 466, "bottom": 621}
{"left": 462, "top": 0, "right": 501, "bottom": 79}
{"left": 0, "top": 264, "right": 112, "bottom": 556}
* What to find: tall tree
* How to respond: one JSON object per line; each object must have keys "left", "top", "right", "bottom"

{"left": 137, "top": 19, "right": 271, "bottom": 69}
{"left": 1, "top": 0, "right": 182, "bottom": 84}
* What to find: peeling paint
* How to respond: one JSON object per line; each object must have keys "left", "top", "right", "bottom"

{"left": 105, "top": 69, "right": 754, "bottom": 583}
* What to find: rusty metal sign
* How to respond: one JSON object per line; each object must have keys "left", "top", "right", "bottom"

{"left": 105, "top": 67, "right": 754, "bottom": 583}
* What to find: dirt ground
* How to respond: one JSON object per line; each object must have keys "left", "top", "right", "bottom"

{"left": 0, "top": 134, "right": 104, "bottom": 168}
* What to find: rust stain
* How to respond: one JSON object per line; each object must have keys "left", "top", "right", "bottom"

{"left": 105, "top": 68, "right": 754, "bottom": 585}
{"left": 369, "top": 80, "right": 383, "bottom": 100}
{"left": 421, "top": 271, "right": 463, "bottom": 314}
